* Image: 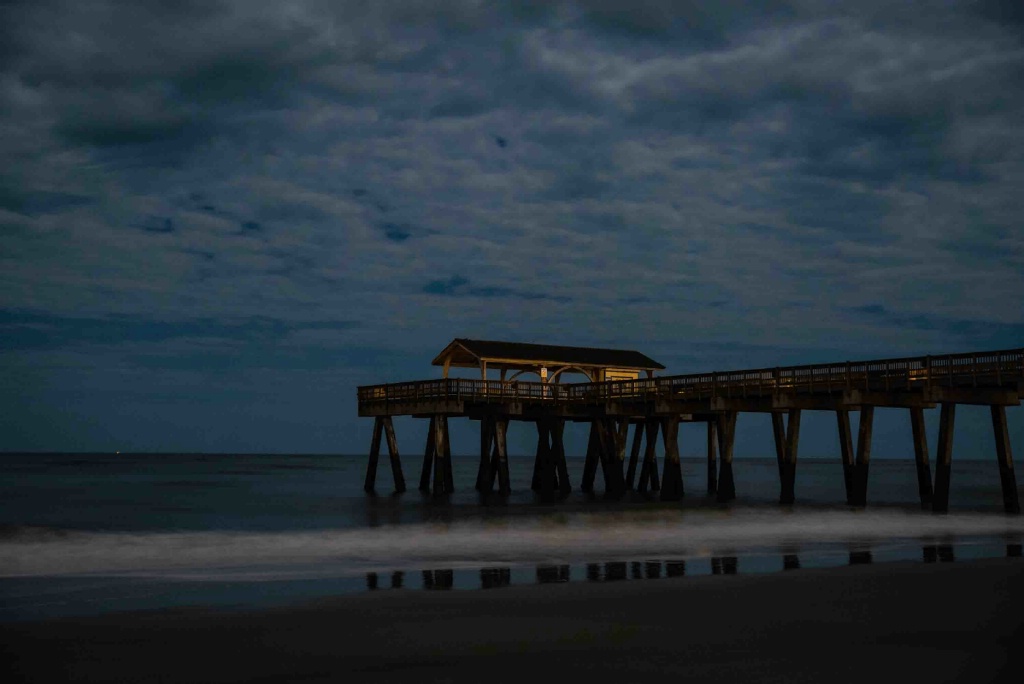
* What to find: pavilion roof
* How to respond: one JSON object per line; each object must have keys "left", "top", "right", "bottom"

{"left": 431, "top": 338, "right": 664, "bottom": 371}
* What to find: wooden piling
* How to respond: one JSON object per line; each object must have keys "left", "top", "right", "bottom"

{"left": 364, "top": 416, "right": 384, "bottom": 493}
{"left": 660, "top": 416, "right": 684, "bottom": 501}
{"left": 850, "top": 405, "right": 874, "bottom": 506}
{"left": 771, "top": 412, "right": 785, "bottom": 479}
{"left": 581, "top": 421, "right": 600, "bottom": 493}
{"left": 836, "top": 410, "right": 855, "bottom": 503}
{"left": 596, "top": 418, "right": 626, "bottom": 499}
{"left": 779, "top": 409, "right": 801, "bottom": 505}
{"left": 383, "top": 416, "right": 405, "bottom": 493}
{"left": 531, "top": 420, "right": 546, "bottom": 493}
{"left": 991, "top": 405, "right": 1020, "bottom": 514}
{"left": 716, "top": 411, "right": 737, "bottom": 502}
{"left": 707, "top": 420, "right": 718, "bottom": 495}
{"left": 419, "top": 416, "right": 436, "bottom": 492}
{"left": 637, "top": 418, "right": 660, "bottom": 493}
{"left": 441, "top": 416, "right": 454, "bottom": 493}
{"left": 932, "top": 403, "right": 955, "bottom": 513}
{"left": 432, "top": 415, "right": 447, "bottom": 497}
{"left": 476, "top": 416, "right": 493, "bottom": 492}
{"left": 495, "top": 417, "right": 511, "bottom": 495}
{"left": 909, "top": 407, "right": 933, "bottom": 509}
{"left": 626, "top": 421, "right": 643, "bottom": 490}
{"left": 552, "top": 419, "right": 572, "bottom": 497}
{"left": 535, "top": 419, "right": 557, "bottom": 502}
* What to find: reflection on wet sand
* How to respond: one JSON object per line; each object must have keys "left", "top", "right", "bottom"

{"left": 711, "top": 556, "right": 737, "bottom": 575}
{"left": 848, "top": 550, "right": 873, "bottom": 565}
{"left": 423, "top": 569, "right": 453, "bottom": 589}
{"left": 536, "top": 565, "right": 570, "bottom": 584}
{"left": 481, "top": 567, "right": 511, "bottom": 588}
{"left": 363, "top": 540, "right": 1023, "bottom": 594}
{"left": 923, "top": 544, "right": 955, "bottom": 563}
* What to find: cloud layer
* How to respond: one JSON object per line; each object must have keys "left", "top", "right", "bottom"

{"left": 1, "top": 0, "right": 1022, "bottom": 452}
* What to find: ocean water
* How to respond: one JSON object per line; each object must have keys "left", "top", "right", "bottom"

{"left": 1, "top": 451, "right": 1022, "bottom": 621}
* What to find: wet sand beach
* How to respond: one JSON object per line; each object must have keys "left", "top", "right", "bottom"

{"left": 3, "top": 557, "right": 1022, "bottom": 683}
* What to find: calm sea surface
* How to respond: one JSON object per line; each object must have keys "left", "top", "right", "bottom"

{"left": 2, "top": 452, "right": 1022, "bottom": 621}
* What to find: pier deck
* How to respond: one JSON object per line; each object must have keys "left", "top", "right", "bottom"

{"left": 357, "top": 348, "right": 1023, "bottom": 512}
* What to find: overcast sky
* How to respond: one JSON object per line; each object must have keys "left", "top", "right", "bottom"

{"left": 2, "top": 0, "right": 1022, "bottom": 459}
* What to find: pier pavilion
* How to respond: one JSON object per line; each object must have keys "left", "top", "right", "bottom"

{"left": 358, "top": 343, "right": 1023, "bottom": 513}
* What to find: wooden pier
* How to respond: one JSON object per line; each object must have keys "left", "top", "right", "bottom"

{"left": 358, "top": 342, "right": 1023, "bottom": 513}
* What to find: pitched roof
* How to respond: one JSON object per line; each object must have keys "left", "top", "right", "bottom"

{"left": 432, "top": 338, "right": 664, "bottom": 370}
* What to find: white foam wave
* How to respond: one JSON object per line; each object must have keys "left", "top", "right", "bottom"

{"left": 2, "top": 509, "right": 1021, "bottom": 580}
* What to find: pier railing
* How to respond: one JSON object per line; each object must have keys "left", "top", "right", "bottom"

{"left": 356, "top": 348, "right": 1024, "bottom": 408}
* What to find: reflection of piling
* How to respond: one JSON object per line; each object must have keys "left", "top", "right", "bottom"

{"left": 605, "top": 562, "right": 627, "bottom": 581}
{"left": 422, "top": 568, "right": 454, "bottom": 589}
{"left": 536, "top": 565, "right": 569, "bottom": 584}
{"left": 645, "top": 561, "right": 662, "bottom": 579}
{"left": 631, "top": 562, "right": 643, "bottom": 580}
{"left": 391, "top": 571, "right": 404, "bottom": 589}
{"left": 1007, "top": 543, "right": 1022, "bottom": 558}
{"left": 366, "top": 572, "right": 379, "bottom": 590}
{"left": 665, "top": 560, "right": 686, "bottom": 577}
{"left": 923, "top": 544, "right": 955, "bottom": 563}
{"left": 481, "top": 567, "right": 511, "bottom": 589}
{"left": 711, "top": 556, "right": 737, "bottom": 575}
{"left": 783, "top": 554, "right": 801, "bottom": 570}
{"left": 848, "top": 550, "right": 873, "bottom": 565}
{"left": 586, "top": 563, "right": 601, "bottom": 582}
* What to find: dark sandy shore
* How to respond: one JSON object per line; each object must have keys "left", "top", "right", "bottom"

{"left": 2, "top": 558, "right": 1022, "bottom": 683}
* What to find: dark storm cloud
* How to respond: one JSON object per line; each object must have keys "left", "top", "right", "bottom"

{"left": 1, "top": 0, "right": 1022, "bottom": 450}
{"left": 0, "top": 310, "right": 356, "bottom": 351}
{"left": 423, "top": 275, "right": 568, "bottom": 302}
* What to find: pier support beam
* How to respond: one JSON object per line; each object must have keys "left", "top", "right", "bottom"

{"left": 419, "top": 416, "right": 436, "bottom": 492}
{"left": 932, "top": 403, "right": 955, "bottom": 513}
{"left": 484, "top": 417, "right": 511, "bottom": 496}
{"left": 531, "top": 419, "right": 569, "bottom": 501}
{"left": 364, "top": 416, "right": 383, "bottom": 493}
{"left": 597, "top": 418, "right": 627, "bottom": 499}
{"left": 716, "top": 411, "right": 737, "bottom": 502}
{"left": 533, "top": 419, "right": 555, "bottom": 501}
{"left": 553, "top": 419, "right": 572, "bottom": 498}
{"left": 384, "top": 417, "right": 405, "bottom": 493}
{"left": 850, "top": 406, "right": 874, "bottom": 506}
{"left": 637, "top": 418, "right": 661, "bottom": 493}
{"left": 476, "top": 416, "right": 493, "bottom": 492}
{"left": 660, "top": 416, "right": 684, "bottom": 501}
{"left": 773, "top": 410, "right": 801, "bottom": 505}
{"left": 581, "top": 422, "right": 600, "bottom": 493}
{"left": 430, "top": 415, "right": 454, "bottom": 497}
{"left": 836, "top": 410, "right": 855, "bottom": 503}
{"left": 991, "top": 405, "right": 1020, "bottom": 514}
{"left": 364, "top": 416, "right": 405, "bottom": 494}
{"left": 707, "top": 420, "right": 718, "bottom": 495}
{"left": 909, "top": 407, "right": 933, "bottom": 509}
{"left": 625, "top": 421, "right": 643, "bottom": 490}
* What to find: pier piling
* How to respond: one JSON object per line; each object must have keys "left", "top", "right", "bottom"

{"left": 932, "top": 403, "right": 956, "bottom": 513}
{"left": 707, "top": 420, "right": 718, "bottom": 495}
{"left": 716, "top": 411, "right": 737, "bottom": 502}
{"left": 991, "top": 405, "right": 1020, "bottom": 514}
{"left": 660, "top": 416, "right": 684, "bottom": 501}
{"left": 909, "top": 407, "right": 933, "bottom": 509}
{"left": 850, "top": 406, "right": 874, "bottom": 506}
